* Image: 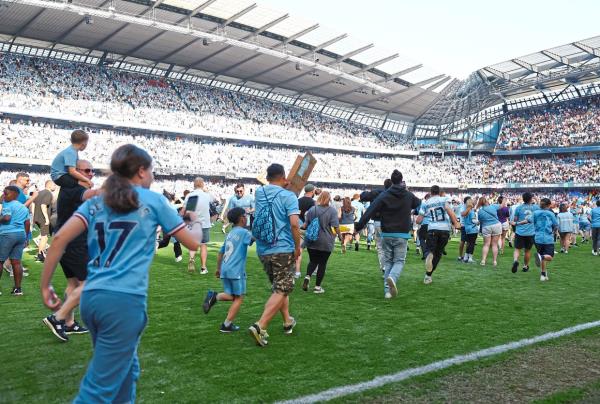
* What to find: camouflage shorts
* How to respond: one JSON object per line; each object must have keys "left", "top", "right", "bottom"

{"left": 259, "top": 253, "right": 295, "bottom": 295}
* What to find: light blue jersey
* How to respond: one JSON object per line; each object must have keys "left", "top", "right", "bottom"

{"left": 75, "top": 187, "right": 185, "bottom": 298}
{"left": 254, "top": 184, "right": 299, "bottom": 256}
{"left": 591, "top": 207, "right": 600, "bottom": 228}
{"left": 227, "top": 194, "right": 255, "bottom": 221}
{"left": 219, "top": 226, "right": 253, "bottom": 280}
{"left": 51, "top": 145, "right": 78, "bottom": 181}
{"left": 419, "top": 196, "right": 451, "bottom": 231}
{"left": 509, "top": 203, "right": 520, "bottom": 222}
{"left": 478, "top": 204, "right": 500, "bottom": 227}
{"left": 0, "top": 200, "right": 29, "bottom": 234}
{"left": 557, "top": 212, "right": 575, "bottom": 233}
{"left": 514, "top": 203, "right": 539, "bottom": 236}
{"left": 457, "top": 204, "right": 466, "bottom": 225}
{"left": 416, "top": 203, "right": 430, "bottom": 226}
{"left": 463, "top": 209, "right": 479, "bottom": 234}
{"left": 532, "top": 209, "right": 558, "bottom": 244}
{"left": 579, "top": 208, "right": 590, "bottom": 224}
{"left": 351, "top": 200, "right": 365, "bottom": 222}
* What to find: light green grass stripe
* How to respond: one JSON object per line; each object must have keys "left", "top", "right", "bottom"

{"left": 280, "top": 320, "right": 600, "bottom": 404}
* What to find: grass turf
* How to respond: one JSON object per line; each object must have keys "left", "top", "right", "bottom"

{"left": 1, "top": 229, "right": 599, "bottom": 403}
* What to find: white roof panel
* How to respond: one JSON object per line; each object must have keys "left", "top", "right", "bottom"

{"left": 352, "top": 46, "right": 396, "bottom": 66}
{"left": 235, "top": 5, "right": 286, "bottom": 28}
{"left": 377, "top": 56, "right": 421, "bottom": 76}
{"left": 298, "top": 25, "right": 345, "bottom": 48}
{"left": 267, "top": 15, "right": 316, "bottom": 38}
{"left": 325, "top": 35, "right": 371, "bottom": 56}
{"left": 202, "top": 0, "right": 255, "bottom": 19}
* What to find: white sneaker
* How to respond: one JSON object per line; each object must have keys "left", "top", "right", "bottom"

{"left": 175, "top": 256, "right": 183, "bottom": 263}
{"left": 313, "top": 286, "right": 325, "bottom": 294}
{"left": 540, "top": 274, "right": 548, "bottom": 281}
{"left": 386, "top": 277, "right": 398, "bottom": 297}
{"left": 464, "top": 257, "right": 475, "bottom": 264}
{"left": 200, "top": 268, "right": 209, "bottom": 275}
{"left": 294, "top": 272, "right": 301, "bottom": 279}
{"left": 534, "top": 253, "right": 542, "bottom": 268}
{"left": 593, "top": 250, "right": 598, "bottom": 256}
{"left": 423, "top": 275, "right": 432, "bottom": 285}
{"left": 384, "top": 292, "right": 392, "bottom": 299}
{"left": 425, "top": 254, "right": 433, "bottom": 273}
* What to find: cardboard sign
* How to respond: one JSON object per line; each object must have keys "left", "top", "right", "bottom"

{"left": 256, "top": 152, "right": 317, "bottom": 195}
{"left": 286, "top": 152, "right": 317, "bottom": 196}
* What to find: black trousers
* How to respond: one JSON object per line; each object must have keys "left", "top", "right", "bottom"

{"left": 306, "top": 248, "right": 332, "bottom": 287}
{"left": 417, "top": 224, "right": 429, "bottom": 256}
{"left": 465, "top": 233, "right": 477, "bottom": 255}
{"left": 158, "top": 233, "right": 182, "bottom": 258}
{"left": 426, "top": 230, "right": 450, "bottom": 273}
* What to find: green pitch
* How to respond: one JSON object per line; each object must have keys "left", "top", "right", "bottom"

{"left": 1, "top": 229, "right": 599, "bottom": 403}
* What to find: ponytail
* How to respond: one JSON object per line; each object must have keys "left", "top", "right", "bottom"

{"left": 103, "top": 144, "right": 152, "bottom": 213}
{"left": 103, "top": 174, "right": 139, "bottom": 213}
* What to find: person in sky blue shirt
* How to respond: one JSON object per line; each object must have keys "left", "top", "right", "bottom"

{"left": 591, "top": 200, "right": 600, "bottom": 255}
{"left": 416, "top": 193, "right": 431, "bottom": 260}
{"left": 476, "top": 196, "right": 502, "bottom": 267}
{"left": 0, "top": 186, "right": 31, "bottom": 296}
{"left": 40, "top": 144, "right": 200, "bottom": 403}
{"left": 531, "top": 198, "right": 558, "bottom": 281}
{"left": 460, "top": 196, "right": 479, "bottom": 264}
{"left": 557, "top": 203, "right": 575, "bottom": 254}
{"left": 249, "top": 163, "right": 300, "bottom": 347}
{"left": 203, "top": 207, "right": 254, "bottom": 333}
{"left": 569, "top": 203, "right": 580, "bottom": 247}
{"left": 510, "top": 192, "right": 539, "bottom": 274}
{"left": 579, "top": 203, "right": 591, "bottom": 243}
{"left": 50, "top": 129, "right": 93, "bottom": 189}
{"left": 221, "top": 183, "right": 255, "bottom": 232}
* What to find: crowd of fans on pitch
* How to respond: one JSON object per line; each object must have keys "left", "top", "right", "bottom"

{"left": 496, "top": 96, "right": 600, "bottom": 150}
{"left": 0, "top": 53, "right": 411, "bottom": 151}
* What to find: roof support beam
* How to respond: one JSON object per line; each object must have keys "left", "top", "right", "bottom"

{"left": 188, "top": 0, "right": 217, "bottom": 18}
{"left": 390, "top": 76, "right": 452, "bottom": 110}
{"left": 267, "top": 43, "right": 374, "bottom": 89}
{"left": 220, "top": 3, "right": 257, "bottom": 27}
{"left": 281, "top": 24, "right": 319, "bottom": 44}
{"left": 541, "top": 50, "right": 572, "bottom": 67}
{"left": 239, "top": 33, "right": 347, "bottom": 82}
{"left": 483, "top": 67, "right": 511, "bottom": 81}
{"left": 324, "top": 64, "right": 423, "bottom": 101}
{"left": 193, "top": 13, "right": 289, "bottom": 72}
{"left": 358, "top": 74, "right": 446, "bottom": 107}
{"left": 511, "top": 58, "right": 543, "bottom": 75}
{"left": 11, "top": 8, "right": 47, "bottom": 39}
{"left": 572, "top": 41, "right": 600, "bottom": 57}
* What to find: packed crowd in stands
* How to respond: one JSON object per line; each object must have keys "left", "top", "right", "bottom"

{"left": 496, "top": 96, "right": 600, "bottom": 150}
{"left": 0, "top": 53, "right": 412, "bottom": 151}
{"left": 2, "top": 118, "right": 599, "bottom": 185}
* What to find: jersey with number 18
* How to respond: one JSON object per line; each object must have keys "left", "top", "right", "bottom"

{"left": 74, "top": 186, "right": 185, "bottom": 299}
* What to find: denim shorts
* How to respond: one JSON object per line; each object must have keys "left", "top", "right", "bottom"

{"left": 222, "top": 278, "right": 246, "bottom": 296}
{"left": 0, "top": 231, "right": 26, "bottom": 261}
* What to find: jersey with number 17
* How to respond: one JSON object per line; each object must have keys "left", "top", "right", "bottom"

{"left": 74, "top": 186, "right": 185, "bottom": 298}
{"left": 419, "top": 196, "right": 451, "bottom": 232}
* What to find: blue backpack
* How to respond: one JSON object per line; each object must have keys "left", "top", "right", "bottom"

{"left": 252, "top": 186, "right": 284, "bottom": 244}
{"left": 305, "top": 206, "right": 326, "bottom": 242}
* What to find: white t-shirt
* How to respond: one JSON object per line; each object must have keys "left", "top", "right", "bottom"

{"left": 184, "top": 189, "right": 216, "bottom": 229}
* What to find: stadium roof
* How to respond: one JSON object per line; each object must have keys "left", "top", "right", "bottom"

{"left": 0, "top": 0, "right": 453, "bottom": 122}
{"left": 417, "top": 35, "right": 600, "bottom": 128}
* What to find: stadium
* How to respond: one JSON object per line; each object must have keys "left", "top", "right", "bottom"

{"left": 0, "top": 0, "right": 600, "bottom": 402}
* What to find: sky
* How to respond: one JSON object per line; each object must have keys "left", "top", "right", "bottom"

{"left": 259, "top": 0, "right": 600, "bottom": 79}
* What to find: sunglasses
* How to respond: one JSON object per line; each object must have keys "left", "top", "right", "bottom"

{"left": 81, "top": 168, "right": 95, "bottom": 174}
{"left": 235, "top": 190, "right": 244, "bottom": 194}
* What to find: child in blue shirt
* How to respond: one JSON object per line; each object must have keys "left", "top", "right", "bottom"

{"left": 50, "top": 129, "right": 93, "bottom": 189}
{"left": 557, "top": 203, "right": 575, "bottom": 254}
{"left": 531, "top": 198, "right": 558, "bottom": 281}
{"left": 203, "top": 207, "right": 254, "bottom": 333}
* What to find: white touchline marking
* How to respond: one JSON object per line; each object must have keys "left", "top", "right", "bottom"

{"left": 278, "top": 320, "right": 600, "bottom": 404}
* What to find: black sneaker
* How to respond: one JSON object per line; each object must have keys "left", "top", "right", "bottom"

{"left": 220, "top": 323, "right": 240, "bottom": 333}
{"left": 36, "top": 253, "right": 45, "bottom": 262}
{"left": 11, "top": 287, "right": 23, "bottom": 296}
{"left": 354, "top": 243, "right": 359, "bottom": 251}
{"left": 367, "top": 244, "right": 371, "bottom": 251}
{"left": 65, "top": 321, "right": 89, "bottom": 335}
{"left": 42, "top": 314, "right": 68, "bottom": 342}
{"left": 442, "top": 249, "right": 447, "bottom": 256}
{"left": 522, "top": 266, "right": 529, "bottom": 273}
{"left": 283, "top": 317, "right": 296, "bottom": 335}
{"left": 511, "top": 261, "right": 519, "bottom": 274}
{"left": 302, "top": 277, "right": 310, "bottom": 291}
{"left": 508, "top": 241, "right": 513, "bottom": 248}
{"left": 202, "top": 290, "right": 218, "bottom": 314}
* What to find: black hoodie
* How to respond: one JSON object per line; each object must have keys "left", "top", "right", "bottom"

{"left": 355, "top": 184, "right": 420, "bottom": 234}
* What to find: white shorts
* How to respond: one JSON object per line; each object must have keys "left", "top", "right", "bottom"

{"left": 501, "top": 221, "right": 509, "bottom": 231}
{"left": 482, "top": 223, "right": 502, "bottom": 237}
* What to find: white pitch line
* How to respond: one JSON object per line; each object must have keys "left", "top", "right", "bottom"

{"left": 279, "top": 320, "right": 600, "bottom": 404}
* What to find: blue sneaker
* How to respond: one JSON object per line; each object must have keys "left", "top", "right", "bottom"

{"left": 203, "top": 290, "right": 217, "bottom": 314}
{"left": 220, "top": 323, "right": 240, "bottom": 333}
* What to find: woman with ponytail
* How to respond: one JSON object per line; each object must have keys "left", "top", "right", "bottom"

{"left": 40, "top": 144, "right": 201, "bottom": 403}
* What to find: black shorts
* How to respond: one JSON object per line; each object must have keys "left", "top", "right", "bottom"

{"left": 54, "top": 174, "right": 78, "bottom": 188}
{"left": 514, "top": 234, "right": 535, "bottom": 250}
{"left": 35, "top": 220, "right": 51, "bottom": 236}
{"left": 460, "top": 227, "right": 467, "bottom": 242}
{"left": 536, "top": 243, "right": 555, "bottom": 258}
{"left": 60, "top": 240, "right": 88, "bottom": 281}
{"left": 511, "top": 225, "right": 516, "bottom": 232}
